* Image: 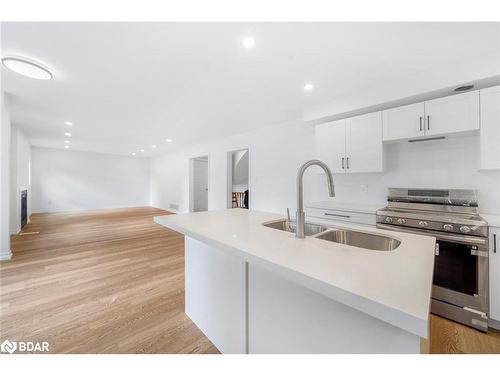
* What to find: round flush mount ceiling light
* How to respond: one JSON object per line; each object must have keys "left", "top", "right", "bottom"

{"left": 65, "top": 121, "right": 73, "bottom": 126}
{"left": 64, "top": 140, "right": 70, "bottom": 144}
{"left": 304, "top": 83, "right": 314, "bottom": 91}
{"left": 132, "top": 152, "right": 136, "bottom": 156}
{"left": 2, "top": 56, "right": 53, "bottom": 80}
{"left": 165, "top": 138, "right": 172, "bottom": 143}
{"left": 64, "top": 132, "right": 71, "bottom": 137}
{"left": 151, "top": 144, "right": 157, "bottom": 149}
{"left": 242, "top": 37, "right": 255, "bottom": 49}
{"left": 64, "top": 145, "right": 69, "bottom": 149}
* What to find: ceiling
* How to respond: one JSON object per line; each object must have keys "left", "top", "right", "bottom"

{"left": 1, "top": 22, "right": 499, "bottom": 157}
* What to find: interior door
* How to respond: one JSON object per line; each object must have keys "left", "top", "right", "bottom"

{"left": 382, "top": 102, "right": 425, "bottom": 141}
{"left": 345, "top": 112, "right": 383, "bottom": 173}
{"left": 315, "top": 120, "right": 346, "bottom": 174}
{"left": 424, "top": 91, "right": 480, "bottom": 137}
{"left": 192, "top": 158, "right": 208, "bottom": 212}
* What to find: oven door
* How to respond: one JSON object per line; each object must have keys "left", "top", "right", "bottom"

{"left": 376, "top": 224, "right": 489, "bottom": 314}
{"left": 432, "top": 232, "right": 488, "bottom": 313}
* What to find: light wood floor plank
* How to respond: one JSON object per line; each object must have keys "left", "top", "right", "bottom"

{"left": 0, "top": 207, "right": 219, "bottom": 354}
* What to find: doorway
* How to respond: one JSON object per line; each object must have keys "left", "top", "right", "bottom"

{"left": 227, "top": 149, "right": 249, "bottom": 209}
{"left": 189, "top": 156, "right": 209, "bottom": 212}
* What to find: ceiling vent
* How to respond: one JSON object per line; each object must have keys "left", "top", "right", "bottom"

{"left": 454, "top": 85, "right": 474, "bottom": 92}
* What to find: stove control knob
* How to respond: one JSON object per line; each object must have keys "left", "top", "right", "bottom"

{"left": 460, "top": 226, "right": 471, "bottom": 234}
{"left": 418, "top": 221, "right": 428, "bottom": 227}
{"left": 397, "top": 218, "right": 406, "bottom": 225}
{"left": 384, "top": 217, "right": 393, "bottom": 224}
{"left": 443, "top": 224, "right": 454, "bottom": 231}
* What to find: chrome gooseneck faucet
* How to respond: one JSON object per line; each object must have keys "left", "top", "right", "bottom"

{"left": 296, "top": 160, "right": 335, "bottom": 238}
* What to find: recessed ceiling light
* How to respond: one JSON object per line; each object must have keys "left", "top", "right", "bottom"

{"left": 64, "top": 132, "right": 71, "bottom": 137}
{"left": 64, "top": 145, "right": 69, "bottom": 149}
{"left": 132, "top": 152, "right": 136, "bottom": 156}
{"left": 242, "top": 37, "right": 255, "bottom": 49}
{"left": 152, "top": 144, "right": 157, "bottom": 148}
{"left": 2, "top": 56, "right": 53, "bottom": 80}
{"left": 140, "top": 149, "right": 145, "bottom": 153}
{"left": 64, "top": 140, "right": 70, "bottom": 144}
{"left": 304, "top": 83, "right": 314, "bottom": 91}
{"left": 65, "top": 121, "right": 73, "bottom": 126}
{"left": 165, "top": 138, "right": 172, "bottom": 143}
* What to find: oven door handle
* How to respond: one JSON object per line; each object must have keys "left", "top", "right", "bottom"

{"left": 376, "top": 223, "right": 488, "bottom": 246}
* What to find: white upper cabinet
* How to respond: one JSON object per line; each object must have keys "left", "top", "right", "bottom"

{"left": 480, "top": 85, "right": 500, "bottom": 170}
{"left": 316, "top": 119, "right": 346, "bottom": 174}
{"left": 382, "top": 102, "right": 425, "bottom": 141}
{"left": 424, "top": 91, "right": 480, "bottom": 137}
{"left": 346, "top": 112, "right": 383, "bottom": 173}
{"left": 316, "top": 113, "right": 383, "bottom": 174}
{"left": 381, "top": 91, "right": 480, "bottom": 141}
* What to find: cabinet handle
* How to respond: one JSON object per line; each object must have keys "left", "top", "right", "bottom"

{"left": 494, "top": 234, "right": 497, "bottom": 254}
{"left": 341, "top": 157, "right": 345, "bottom": 169}
{"left": 427, "top": 115, "right": 430, "bottom": 130}
{"left": 324, "top": 213, "right": 350, "bottom": 218}
{"left": 346, "top": 157, "right": 350, "bottom": 169}
{"left": 419, "top": 116, "right": 423, "bottom": 131}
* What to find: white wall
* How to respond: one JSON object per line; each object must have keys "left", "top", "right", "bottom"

{"left": 0, "top": 92, "right": 12, "bottom": 260}
{"left": 31, "top": 147, "right": 151, "bottom": 213}
{"left": 10, "top": 124, "right": 31, "bottom": 234}
{"left": 151, "top": 120, "right": 500, "bottom": 217}
{"left": 151, "top": 119, "right": 318, "bottom": 215}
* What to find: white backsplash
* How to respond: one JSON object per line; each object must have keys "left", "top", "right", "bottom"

{"left": 312, "top": 133, "right": 500, "bottom": 214}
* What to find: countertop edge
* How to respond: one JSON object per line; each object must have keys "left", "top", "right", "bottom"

{"left": 154, "top": 216, "right": 429, "bottom": 338}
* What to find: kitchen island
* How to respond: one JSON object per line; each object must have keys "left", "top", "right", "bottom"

{"left": 154, "top": 209, "right": 435, "bottom": 354}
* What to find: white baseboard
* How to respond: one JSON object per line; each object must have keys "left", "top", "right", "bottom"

{"left": 0, "top": 251, "right": 12, "bottom": 261}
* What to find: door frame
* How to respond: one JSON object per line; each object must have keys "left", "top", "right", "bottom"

{"left": 226, "top": 148, "right": 251, "bottom": 209}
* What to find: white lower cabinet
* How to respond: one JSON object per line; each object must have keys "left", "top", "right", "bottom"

{"left": 316, "top": 112, "right": 383, "bottom": 174}
{"left": 489, "top": 227, "right": 500, "bottom": 327}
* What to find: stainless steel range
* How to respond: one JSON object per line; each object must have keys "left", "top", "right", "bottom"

{"left": 376, "top": 188, "right": 489, "bottom": 331}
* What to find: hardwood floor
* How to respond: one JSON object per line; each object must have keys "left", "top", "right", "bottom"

{"left": 426, "top": 314, "right": 500, "bottom": 354}
{"left": 0, "top": 207, "right": 219, "bottom": 354}
{"left": 2, "top": 207, "right": 500, "bottom": 354}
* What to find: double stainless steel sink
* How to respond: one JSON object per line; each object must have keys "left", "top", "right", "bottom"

{"left": 262, "top": 219, "right": 401, "bottom": 251}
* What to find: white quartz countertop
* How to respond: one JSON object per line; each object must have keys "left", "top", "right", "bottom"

{"left": 306, "top": 201, "right": 382, "bottom": 214}
{"left": 482, "top": 213, "right": 500, "bottom": 228}
{"left": 154, "top": 209, "right": 435, "bottom": 338}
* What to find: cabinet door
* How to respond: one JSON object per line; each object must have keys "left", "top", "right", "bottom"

{"left": 490, "top": 227, "right": 500, "bottom": 323}
{"left": 480, "top": 86, "right": 500, "bottom": 170}
{"left": 345, "top": 112, "right": 383, "bottom": 173}
{"left": 424, "top": 91, "right": 480, "bottom": 136}
{"left": 315, "top": 119, "right": 346, "bottom": 174}
{"left": 382, "top": 102, "right": 425, "bottom": 141}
